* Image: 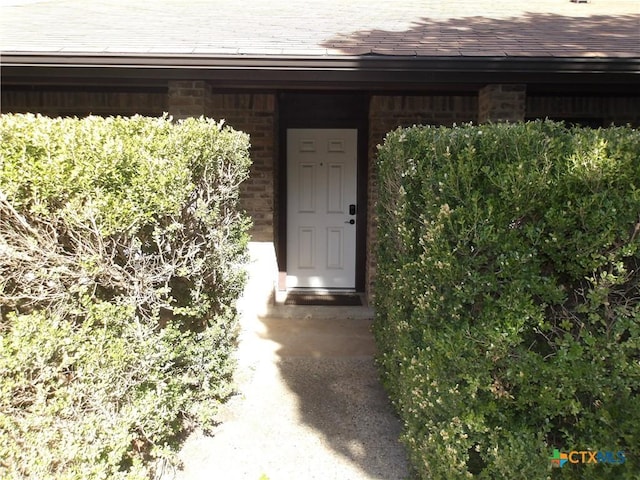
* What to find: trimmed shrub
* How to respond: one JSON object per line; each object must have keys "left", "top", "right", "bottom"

{"left": 0, "top": 114, "right": 251, "bottom": 478}
{"left": 375, "top": 121, "right": 640, "bottom": 479}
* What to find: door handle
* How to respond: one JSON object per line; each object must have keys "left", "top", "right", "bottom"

{"left": 344, "top": 219, "right": 355, "bottom": 225}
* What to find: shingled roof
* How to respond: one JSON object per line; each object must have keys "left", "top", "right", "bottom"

{"left": 1, "top": 0, "right": 639, "bottom": 57}
{"left": 1, "top": 0, "right": 638, "bottom": 89}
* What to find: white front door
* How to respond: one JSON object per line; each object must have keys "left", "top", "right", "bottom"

{"left": 287, "top": 129, "right": 357, "bottom": 289}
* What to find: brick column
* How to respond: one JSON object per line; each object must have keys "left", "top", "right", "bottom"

{"left": 478, "top": 84, "right": 526, "bottom": 123}
{"left": 167, "top": 80, "right": 208, "bottom": 119}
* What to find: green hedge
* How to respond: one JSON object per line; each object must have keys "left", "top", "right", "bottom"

{"left": 375, "top": 121, "right": 640, "bottom": 479}
{"left": 0, "top": 114, "right": 251, "bottom": 478}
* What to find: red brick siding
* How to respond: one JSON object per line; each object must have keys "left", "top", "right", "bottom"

{"left": 526, "top": 95, "right": 640, "bottom": 127}
{"left": 479, "top": 84, "right": 527, "bottom": 123}
{"left": 168, "top": 81, "right": 207, "bottom": 118}
{"left": 0, "top": 89, "right": 166, "bottom": 116}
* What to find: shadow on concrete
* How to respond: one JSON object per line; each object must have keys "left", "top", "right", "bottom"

{"left": 257, "top": 308, "right": 410, "bottom": 479}
{"left": 319, "top": 13, "right": 640, "bottom": 57}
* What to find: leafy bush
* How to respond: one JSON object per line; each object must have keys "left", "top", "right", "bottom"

{"left": 0, "top": 114, "right": 251, "bottom": 478}
{"left": 375, "top": 121, "right": 640, "bottom": 479}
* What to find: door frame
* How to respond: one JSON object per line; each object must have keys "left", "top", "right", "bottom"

{"left": 277, "top": 91, "right": 369, "bottom": 292}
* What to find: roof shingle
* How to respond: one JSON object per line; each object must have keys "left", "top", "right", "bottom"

{"left": 1, "top": 0, "right": 639, "bottom": 58}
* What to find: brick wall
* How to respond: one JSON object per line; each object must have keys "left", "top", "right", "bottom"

{"left": 0, "top": 89, "right": 166, "bottom": 116}
{"left": 526, "top": 95, "right": 640, "bottom": 127}
{"left": 367, "top": 95, "right": 478, "bottom": 300}
{"left": 479, "top": 84, "right": 526, "bottom": 123}
{"left": 167, "top": 81, "right": 207, "bottom": 118}
{"left": 207, "top": 93, "right": 277, "bottom": 242}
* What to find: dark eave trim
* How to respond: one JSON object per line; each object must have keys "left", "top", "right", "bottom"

{"left": 2, "top": 53, "right": 639, "bottom": 89}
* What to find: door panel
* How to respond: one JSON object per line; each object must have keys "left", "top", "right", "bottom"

{"left": 297, "top": 227, "right": 315, "bottom": 269}
{"left": 326, "top": 227, "right": 344, "bottom": 269}
{"left": 298, "top": 164, "right": 316, "bottom": 212}
{"left": 287, "top": 129, "right": 357, "bottom": 289}
{"left": 327, "top": 164, "right": 344, "bottom": 213}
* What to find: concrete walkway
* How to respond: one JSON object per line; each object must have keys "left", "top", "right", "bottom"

{"left": 160, "top": 304, "right": 410, "bottom": 480}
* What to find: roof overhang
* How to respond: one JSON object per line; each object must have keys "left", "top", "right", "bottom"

{"left": 2, "top": 53, "right": 639, "bottom": 92}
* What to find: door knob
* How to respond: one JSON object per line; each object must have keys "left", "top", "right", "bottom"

{"left": 345, "top": 219, "right": 355, "bottom": 225}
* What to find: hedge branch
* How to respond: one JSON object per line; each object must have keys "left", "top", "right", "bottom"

{"left": 0, "top": 192, "right": 210, "bottom": 322}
